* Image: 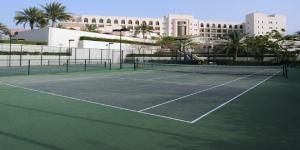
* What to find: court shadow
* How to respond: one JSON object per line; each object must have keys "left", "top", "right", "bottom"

{"left": 0, "top": 102, "right": 206, "bottom": 141}
{"left": 0, "top": 130, "right": 66, "bottom": 150}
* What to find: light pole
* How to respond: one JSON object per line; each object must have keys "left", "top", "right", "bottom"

{"left": 8, "top": 32, "right": 18, "bottom": 67}
{"left": 113, "top": 28, "right": 129, "bottom": 69}
{"left": 107, "top": 42, "right": 114, "bottom": 62}
{"left": 68, "top": 39, "right": 75, "bottom": 60}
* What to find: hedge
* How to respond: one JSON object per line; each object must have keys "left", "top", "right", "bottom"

{"left": 79, "top": 36, "right": 158, "bottom": 46}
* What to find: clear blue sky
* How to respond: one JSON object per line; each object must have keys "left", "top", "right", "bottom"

{"left": 0, "top": 0, "right": 299, "bottom": 34}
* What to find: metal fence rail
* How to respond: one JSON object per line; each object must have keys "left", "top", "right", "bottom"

{"left": 0, "top": 59, "right": 111, "bottom": 77}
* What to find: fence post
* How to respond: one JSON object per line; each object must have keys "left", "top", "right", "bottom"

{"left": 48, "top": 60, "right": 50, "bottom": 66}
{"left": 75, "top": 48, "right": 77, "bottom": 64}
{"left": 41, "top": 46, "right": 43, "bottom": 66}
{"left": 89, "top": 48, "right": 91, "bottom": 64}
{"left": 59, "top": 47, "right": 61, "bottom": 66}
{"left": 84, "top": 59, "right": 87, "bottom": 72}
{"left": 66, "top": 59, "right": 69, "bottom": 73}
{"left": 109, "top": 59, "right": 112, "bottom": 70}
{"left": 20, "top": 45, "right": 23, "bottom": 66}
{"left": 101, "top": 49, "right": 103, "bottom": 64}
{"left": 104, "top": 61, "right": 107, "bottom": 69}
{"left": 27, "top": 60, "right": 31, "bottom": 75}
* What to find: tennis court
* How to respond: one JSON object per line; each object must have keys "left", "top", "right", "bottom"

{"left": 0, "top": 63, "right": 284, "bottom": 123}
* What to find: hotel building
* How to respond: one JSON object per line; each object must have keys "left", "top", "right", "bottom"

{"left": 60, "top": 12, "right": 287, "bottom": 40}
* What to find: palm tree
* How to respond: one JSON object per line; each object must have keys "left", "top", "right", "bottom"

{"left": 156, "top": 36, "right": 176, "bottom": 49}
{"left": 42, "top": 2, "right": 72, "bottom": 27}
{"left": 14, "top": 7, "right": 44, "bottom": 30}
{"left": 134, "top": 24, "right": 154, "bottom": 39}
{"left": 85, "top": 24, "right": 98, "bottom": 32}
{"left": 222, "top": 31, "right": 245, "bottom": 61}
{"left": 295, "top": 31, "right": 300, "bottom": 41}
{"left": 0, "top": 23, "right": 10, "bottom": 35}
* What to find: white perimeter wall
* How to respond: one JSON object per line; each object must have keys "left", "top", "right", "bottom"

{"left": 16, "top": 27, "right": 155, "bottom": 48}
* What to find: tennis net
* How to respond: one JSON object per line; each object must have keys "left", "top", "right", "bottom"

{"left": 135, "top": 63, "right": 286, "bottom": 76}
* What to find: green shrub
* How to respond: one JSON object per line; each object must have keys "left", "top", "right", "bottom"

{"left": 79, "top": 36, "right": 158, "bottom": 46}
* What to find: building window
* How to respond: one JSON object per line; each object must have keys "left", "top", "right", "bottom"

{"left": 99, "top": 19, "right": 103, "bottom": 23}
{"left": 149, "top": 21, "right": 153, "bottom": 25}
{"left": 92, "top": 18, "right": 96, "bottom": 23}
{"left": 218, "top": 24, "right": 221, "bottom": 28}
{"left": 229, "top": 25, "right": 232, "bottom": 29}
{"left": 135, "top": 20, "right": 139, "bottom": 25}
{"left": 234, "top": 25, "right": 238, "bottom": 29}
{"left": 223, "top": 24, "right": 227, "bottom": 28}
{"left": 142, "top": 21, "right": 147, "bottom": 25}
{"left": 212, "top": 24, "right": 215, "bottom": 28}
{"left": 114, "top": 19, "right": 118, "bottom": 24}
{"left": 155, "top": 27, "right": 160, "bottom": 30}
{"left": 206, "top": 24, "right": 210, "bottom": 28}
{"left": 200, "top": 23, "right": 204, "bottom": 27}
{"left": 128, "top": 20, "right": 133, "bottom": 24}
{"left": 84, "top": 18, "right": 88, "bottom": 23}
{"left": 107, "top": 19, "right": 111, "bottom": 24}
{"left": 156, "top": 21, "right": 160, "bottom": 26}
{"left": 121, "top": 20, "right": 125, "bottom": 24}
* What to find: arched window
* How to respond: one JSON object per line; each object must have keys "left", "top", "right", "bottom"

{"left": 142, "top": 21, "right": 147, "bottom": 25}
{"left": 99, "top": 19, "right": 103, "bottom": 23}
{"left": 149, "top": 21, "right": 153, "bottom": 25}
{"left": 200, "top": 23, "right": 204, "bottom": 27}
{"left": 206, "top": 23, "right": 210, "bottom": 28}
{"left": 240, "top": 25, "right": 243, "bottom": 29}
{"left": 107, "top": 19, "right": 111, "bottom": 24}
{"left": 234, "top": 25, "right": 238, "bottom": 29}
{"left": 229, "top": 25, "right": 232, "bottom": 29}
{"left": 135, "top": 20, "right": 139, "bottom": 25}
{"left": 128, "top": 20, "right": 133, "bottom": 24}
{"left": 156, "top": 21, "right": 160, "bottom": 26}
{"left": 84, "top": 18, "right": 88, "bottom": 23}
{"left": 218, "top": 24, "right": 221, "bottom": 28}
{"left": 92, "top": 18, "right": 96, "bottom": 23}
{"left": 212, "top": 24, "right": 215, "bottom": 28}
{"left": 223, "top": 24, "right": 227, "bottom": 28}
{"left": 114, "top": 19, "right": 118, "bottom": 24}
{"left": 121, "top": 20, "right": 125, "bottom": 24}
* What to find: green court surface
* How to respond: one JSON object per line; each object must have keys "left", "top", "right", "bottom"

{"left": 0, "top": 67, "right": 299, "bottom": 150}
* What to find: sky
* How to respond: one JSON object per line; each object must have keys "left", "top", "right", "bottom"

{"left": 0, "top": 0, "right": 299, "bottom": 34}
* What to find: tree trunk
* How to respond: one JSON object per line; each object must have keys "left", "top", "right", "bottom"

{"left": 30, "top": 23, "right": 34, "bottom": 30}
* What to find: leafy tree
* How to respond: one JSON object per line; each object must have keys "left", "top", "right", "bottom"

{"left": 220, "top": 31, "right": 245, "bottom": 61}
{"left": 84, "top": 24, "right": 98, "bottom": 32}
{"left": 56, "top": 24, "right": 65, "bottom": 29}
{"left": 0, "top": 23, "right": 10, "bottom": 35}
{"left": 134, "top": 24, "right": 154, "bottom": 39}
{"left": 42, "top": 2, "right": 71, "bottom": 27}
{"left": 14, "top": 7, "right": 45, "bottom": 30}
{"left": 156, "top": 36, "right": 176, "bottom": 49}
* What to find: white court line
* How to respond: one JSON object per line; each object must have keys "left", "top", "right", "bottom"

{"left": 0, "top": 82, "right": 192, "bottom": 124}
{"left": 138, "top": 74, "right": 253, "bottom": 112}
{"left": 190, "top": 70, "right": 281, "bottom": 124}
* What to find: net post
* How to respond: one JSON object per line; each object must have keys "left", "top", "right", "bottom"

{"left": 66, "top": 59, "right": 69, "bottom": 73}
{"left": 27, "top": 60, "right": 30, "bottom": 75}
{"left": 104, "top": 61, "right": 107, "bottom": 69}
{"left": 84, "top": 59, "right": 87, "bottom": 72}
